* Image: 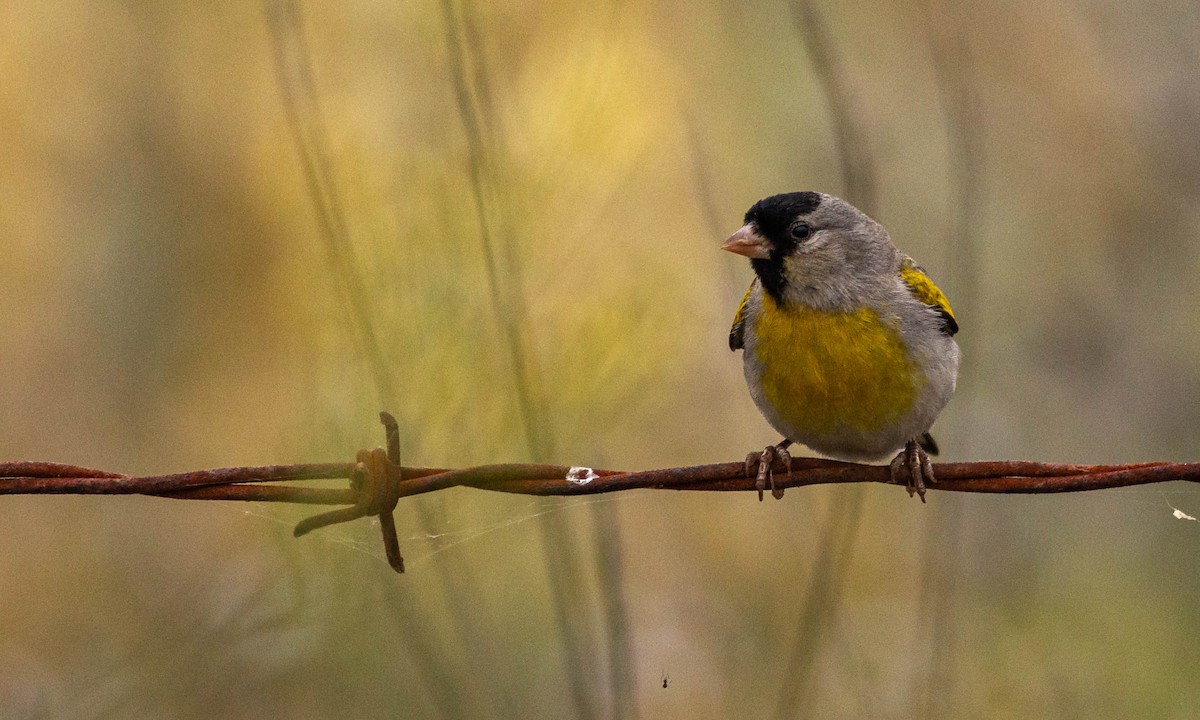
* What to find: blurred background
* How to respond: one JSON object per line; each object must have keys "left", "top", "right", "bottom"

{"left": 3, "top": 0, "right": 1200, "bottom": 717}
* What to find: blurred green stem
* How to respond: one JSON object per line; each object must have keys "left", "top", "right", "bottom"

{"left": 776, "top": 2, "right": 878, "bottom": 714}
{"left": 438, "top": 0, "right": 636, "bottom": 717}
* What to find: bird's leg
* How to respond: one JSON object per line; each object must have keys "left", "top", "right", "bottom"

{"left": 772, "top": 440, "right": 792, "bottom": 499}
{"left": 890, "top": 438, "right": 936, "bottom": 502}
{"left": 745, "top": 439, "right": 792, "bottom": 501}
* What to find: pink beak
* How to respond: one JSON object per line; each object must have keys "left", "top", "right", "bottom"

{"left": 721, "top": 224, "right": 771, "bottom": 259}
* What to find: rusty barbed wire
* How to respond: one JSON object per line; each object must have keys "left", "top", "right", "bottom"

{"left": 2, "top": 412, "right": 1199, "bottom": 573}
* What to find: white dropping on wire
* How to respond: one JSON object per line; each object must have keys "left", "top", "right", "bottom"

{"left": 566, "top": 466, "right": 599, "bottom": 485}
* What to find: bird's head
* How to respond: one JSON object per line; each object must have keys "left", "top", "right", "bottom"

{"left": 722, "top": 191, "right": 897, "bottom": 308}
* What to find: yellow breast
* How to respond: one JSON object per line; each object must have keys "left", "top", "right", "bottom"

{"left": 752, "top": 295, "right": 921, "bottom": 435}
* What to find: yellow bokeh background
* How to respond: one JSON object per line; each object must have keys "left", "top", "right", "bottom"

{"left": 3, "top": 0, "right": 1200, "bottom": 717}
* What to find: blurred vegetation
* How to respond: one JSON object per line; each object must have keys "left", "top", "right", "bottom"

{"left": 3, "top": 0, "right": 1200, "bottom": 717}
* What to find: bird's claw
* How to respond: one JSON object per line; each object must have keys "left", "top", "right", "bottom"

{"left": 745, "top": 444, "right": 791, "bottom": 501}
{"left": 890, "top": 439, "right": 936, "bottom": 502}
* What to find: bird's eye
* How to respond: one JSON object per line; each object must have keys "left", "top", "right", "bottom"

{"left": 790, "top": 221, "right": 812, "bottom": 241}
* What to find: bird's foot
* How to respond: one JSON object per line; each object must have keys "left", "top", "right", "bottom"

{"left": 890, "top": 439, "right": 936, "bottom": 502}
{"left": 745, "top": 441, "right": 791, "bottom": 501}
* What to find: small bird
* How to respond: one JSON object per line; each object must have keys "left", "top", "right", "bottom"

{"left": 723, "top": 191, "right": 959, "bottom": 501}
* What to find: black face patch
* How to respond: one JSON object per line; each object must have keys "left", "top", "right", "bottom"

{"left": 743, "top": 192, "right": 821, "bottom": 303}
{"left": 743, "top": 192, "right": 821, "bottom": 238}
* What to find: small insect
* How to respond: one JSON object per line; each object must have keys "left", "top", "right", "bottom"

{"left": 661, "top": 672, "right": 669, "bottom": 689}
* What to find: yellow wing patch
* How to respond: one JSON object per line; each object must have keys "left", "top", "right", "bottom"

{"left": 729, "top": 279, "right": 755, "bottom": 351}
{"left": 899, "top": 257, "right": 958, "bottom": 335}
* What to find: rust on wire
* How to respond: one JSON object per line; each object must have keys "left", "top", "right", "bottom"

{"left": 2, "top": 413, "right": 1199, "bottom": 573}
